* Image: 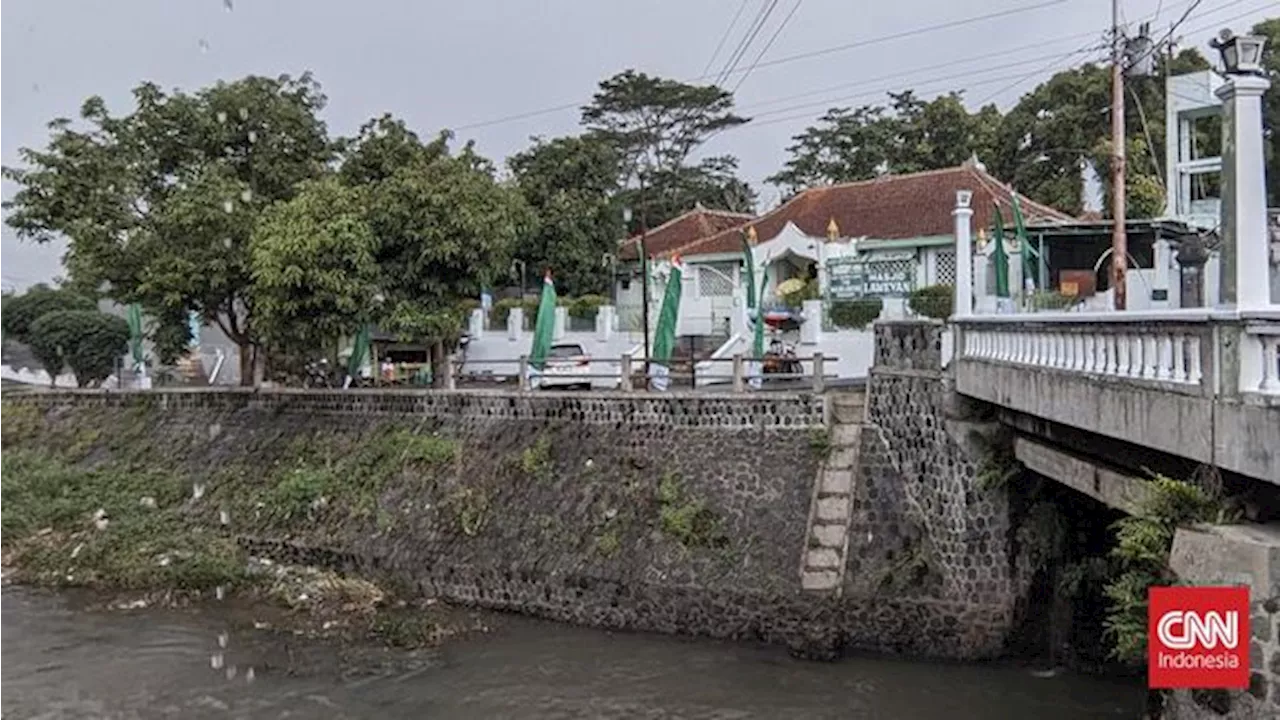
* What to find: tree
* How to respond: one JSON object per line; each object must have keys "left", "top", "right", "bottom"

{"left": 250, "top": 178, "right": 379, "bottom": 358}
{"left": 768, "top": 91, "right": 1002, "bottom": 196}
{"left": 990, "top": 49, "right": 1210, "bottom": 215}
{"left": 3, "top": 74, "right": 333, "bottom": 385}
{"left": 28, "top": 309, "right": 129, "bottom": 387}
{"left": 581, "top": 70, "right": 754, "bottom": 230}
{"left": 508, "top": 135, "right": 623, "bottom": 296}
{"left": 1, "top": 284, "right": 97, "bottom": 344}
{"left": 351, "top": 128, "right": 532, "bottom": 369}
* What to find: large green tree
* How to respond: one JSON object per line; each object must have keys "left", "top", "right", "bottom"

{"left": 1, "top": 284, "right": 97, "bottom": 344}
{"left": 250, "top": 177, "right": 379, "bottom": 359}
{"left": 768, "top": 91, "right": 1002, "bottom": 195}
{"left": 3, "top": 74, "right": 332, "bottom": 384}
{"left": 508, "top": 135, "right": 623, "bottom": 296}
{"left": 990, "top": 49, "right": 1210, "bottom": 215}
{"left": 341, "top": 118, "right": 532, "bottom": 355}
{"left": 581, "top": 70, "right": 755, "bottom": 230}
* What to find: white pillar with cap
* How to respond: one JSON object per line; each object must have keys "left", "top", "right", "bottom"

{"left": 1212, "top": 31, "right": 1272, "bottom": 310}
{"left": 952, "top": 190, "right": 974, "bottom": 318}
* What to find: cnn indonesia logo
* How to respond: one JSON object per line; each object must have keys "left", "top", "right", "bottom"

{"left": 1148, "top": 586, "right": 1250, "bottom": 689}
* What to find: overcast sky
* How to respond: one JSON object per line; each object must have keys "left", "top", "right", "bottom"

{"left": 3, "top": 0, "right": 1274, "bottom": 291}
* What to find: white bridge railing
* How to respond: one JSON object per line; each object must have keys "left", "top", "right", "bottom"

{"left": 955, "top": 309, "right": 1280, "bottom": 398}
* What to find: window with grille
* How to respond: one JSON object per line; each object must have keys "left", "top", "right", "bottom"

{"left": 935, "top": 250, "right": 957, "bottom": 286}
{"left": 697, "top": 262, "right": 737, "bottom": 297}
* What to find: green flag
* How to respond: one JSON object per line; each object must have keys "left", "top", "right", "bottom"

{"left": 649, "top": 256, "right": 684, "bottom": 391}
{"left": 126, "top": 304, "right": 145, "bottom": 368}
{"left": 992, "top": 206, "right": 1011, "bottom": 299}
{"left": 528, "top": 271, "right": 557, "bottom": 372}
{"left": 346, "top": 324, "right": 371, "bottom": 380}
{"left": 1009, "top": 192, "right": 1039, "bottom": 290}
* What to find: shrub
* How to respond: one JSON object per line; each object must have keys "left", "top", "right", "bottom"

{"left": 1028, "top": 291, "right": 1079, "bottom": 312}
{"left": 908, "top": 284, "right": 953, "bottom": 320}
{"left": 1, "top": 285, "right": 96, "bottom": 343}
{"left": 567, "top": 294, "right": 608, "bottom": 319}
{"left": 1102, "top": 475, "right": 1220, "bottom": 664}
{"left": 829, "top": 297, "right": 883, "bottom": 329}
{"left": 489, "top": 297, "right": 540, "bottom": 327}
{"left": 28, "top": 310, "right": 130, "bottom": 387}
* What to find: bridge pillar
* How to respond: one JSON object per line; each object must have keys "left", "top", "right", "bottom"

{"left": 1216, "top": 72, "right": 1272, "bottom": 311}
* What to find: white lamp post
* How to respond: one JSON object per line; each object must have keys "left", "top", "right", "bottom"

{"left": 1212, "top": 29, "right": 1271, "bottom": 310}
{"left": 953, "top": 190, "right": 974, "bottom": 318}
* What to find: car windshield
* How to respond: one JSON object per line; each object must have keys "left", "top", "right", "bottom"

{"left": 549, "top": 345, "right": 585, "bottom": 359}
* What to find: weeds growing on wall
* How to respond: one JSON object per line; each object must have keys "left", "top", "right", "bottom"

{"left": 976, "top": 447, "right": 1021, "bottom": 491}
{"left": 657, "top": 471, "right": 727, "bottom": 549}
{"left": 1102, "top": 475, "right": 1221, "bottom": 664}
{"left": 1, "top": 448, "right": 246, "bottom": 591}
{"left": 519, "top": 434, "right": 554, "bottom": 481}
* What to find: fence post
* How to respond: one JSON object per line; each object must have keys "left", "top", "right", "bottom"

{"left": 444, "top": 355, "right": 457, "bottom": 391}
{"left": 732, "top": 353, "right": 744, "bottom": 393}
{"left": 812, "top": 352, "right": 825, "bottom": 394}
{"left": 518, "top": 356, "right": 530, "bottom": 391}
{"left": 620, "top": 354, "right": 633, "bottom": 392}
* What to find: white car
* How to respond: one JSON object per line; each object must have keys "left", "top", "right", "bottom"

{"left": 539, "top": 343, "right": 592, "bottom": 390}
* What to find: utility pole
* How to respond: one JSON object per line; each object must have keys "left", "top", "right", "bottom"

{"left": 1110, "top": 0, "right": 1128, "bottom": 310}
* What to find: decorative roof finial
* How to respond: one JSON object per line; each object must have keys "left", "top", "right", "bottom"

{"left": 826, "top": 217, "right": 839, "bottom": 242}
{"left": 746, "top": 226, "right": 758, "bottom": 245}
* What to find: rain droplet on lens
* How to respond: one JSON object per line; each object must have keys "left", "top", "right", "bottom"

{"left": 31, "top": 83, "right": 40, "bottom": 93}
{"left": 238, "top": 107, "right": 249, "bottom": 121}
{"left": 226, "top": 665, "right": 237, "bottom": 680}
{"left": 220, "top": 509, "right": 231, "bottom": 525}
{"left": 198, "top": 39, "right": 211, "bottom": 54}
{"left": 218, "top": 632, "right": 228, "bottom": 648}
{"left": 224, "top": 0, "right": 234, "bottom": 12}
{"left": 215, "top": 585, "right": 226, "bottom": 601}
{"left": 211, "top": 653, "right": 224, "bottom": 669}
{"left": 223, "top": 237, "right": 233, "bottom": 249}
{"left": 216, "top": 111, "right": 227, "bottom": 124}
{"left": 246, "top": 667, "right": 255, "bottom": 683}
{"left": 240, "top": 189, "right": 252, "bottom": 202}
{"left": 222, "top": 199, "right": 234, "bottom": 214}
{"left": 247, "top": 130, "right": 257, "bottom": 144}
{"left": 192, "top": 482, "right": 206, "bottom": 501}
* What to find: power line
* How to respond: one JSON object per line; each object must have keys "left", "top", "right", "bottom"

{"left": 743, "top": 44, "right": 1107, "bottom": 123}
{"left": 730, "top": 0, "right": 805, "bottom": 93}
{"left": 451, "top": 0, "right": 1072, "bottom": 132}
{"left": 715, "top": 0, "right": 781, "bottom": 86}
{"left": 739, "top": 29, "right": 1108, "bottom": 112}
{"left": 702, "top": 0, "right": 753, "bottom": 77}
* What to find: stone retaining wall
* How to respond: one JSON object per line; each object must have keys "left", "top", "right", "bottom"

{"left": 5, "top": 380, "right": 1021, "bottom": 660}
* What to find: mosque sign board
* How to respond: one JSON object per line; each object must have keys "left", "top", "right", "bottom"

{"left": 826, "top": 250, "right": 917, "bottom": 299}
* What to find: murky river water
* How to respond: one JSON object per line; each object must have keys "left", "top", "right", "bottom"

{"left": 3, "top": 587, "right": 1143, "bottom": 719}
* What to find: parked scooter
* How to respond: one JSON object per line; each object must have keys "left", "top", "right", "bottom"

{"left": 763, "top": 339, "right": 802, "bottom": 376}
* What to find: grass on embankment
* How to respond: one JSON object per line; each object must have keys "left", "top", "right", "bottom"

{"left": 0, "top": 400, "right": 480, "bottom": 645}
{"left": 2, "top": 448, "right": 245, "bottom": 591}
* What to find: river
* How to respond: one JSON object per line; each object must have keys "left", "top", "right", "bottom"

{"left": 2, "top": 587, "right": 1143, "bottom": 719}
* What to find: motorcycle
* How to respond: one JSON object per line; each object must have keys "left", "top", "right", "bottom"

{"left": 763, "top": 340, "right": 802, "bottom": 376}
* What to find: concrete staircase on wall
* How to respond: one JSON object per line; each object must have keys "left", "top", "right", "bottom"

{"left": 800, "top": 392, "right": 864, "bottom": 596}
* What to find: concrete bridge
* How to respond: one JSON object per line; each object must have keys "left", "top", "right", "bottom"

{"left": 953, "top": 310, "right": 1280, "bottom": 502}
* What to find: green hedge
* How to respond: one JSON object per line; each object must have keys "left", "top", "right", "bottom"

{"left": 829, "top": 298, "right": 884, "bottom": 329}
{"left": 908, "top": 284, "right": 953, "bottom": 320}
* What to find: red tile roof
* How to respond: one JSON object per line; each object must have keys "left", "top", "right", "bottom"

{"left": 617, "top": 207, "right": 755, "bottom": 261}
{"left": 675, "top": 163, "right": 1075, "bottom": 258}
